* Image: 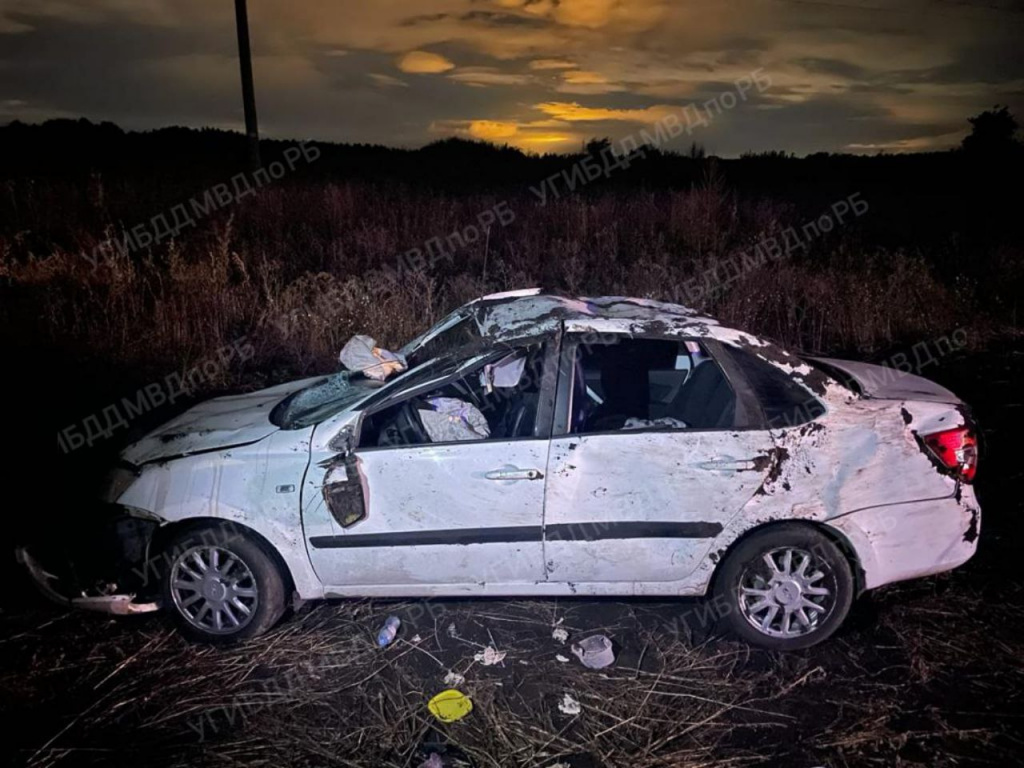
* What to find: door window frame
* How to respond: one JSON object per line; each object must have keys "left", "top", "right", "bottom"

{"left": 551, "top": 330, "right": 768, "bottom": 437}
{"left": 352, "top": 333, "right": 561, "bottom": 452}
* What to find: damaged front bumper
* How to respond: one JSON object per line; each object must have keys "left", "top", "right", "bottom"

{"left": 16, "top": 546, "right": 160, "bottom": 614}
{"left": 17, "top": 545, "right": 161, "bottom": 614}
{"left": 15, "top": 504, "right": 164, "bottom": 616}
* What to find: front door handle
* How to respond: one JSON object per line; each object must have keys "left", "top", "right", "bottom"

{"left": 698, "top": 458, "right": 758, "bottom": 471}
{"left": 485, "top": 467, "right": 544, "bottom": 481}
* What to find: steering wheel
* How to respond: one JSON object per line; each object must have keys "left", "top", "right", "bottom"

{"left": 395, "top": 400, "right": 431, "bottom": 444}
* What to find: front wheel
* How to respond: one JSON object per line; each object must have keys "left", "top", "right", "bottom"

{"left": 161, "top": 524, "right": 286, "bottom": 644}
{"left": 713, "top": 523, "right": 854, "bottom": 650}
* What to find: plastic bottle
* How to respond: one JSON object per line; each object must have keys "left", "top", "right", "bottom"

{"left": 377, "top": 615, "right": 401, "bottom": 647}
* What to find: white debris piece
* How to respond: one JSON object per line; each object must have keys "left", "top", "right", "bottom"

{"left": 558, "top": 693, "right": 582, "bottom": 716}
{"left": 339, "top": 335, "right": 407, "bottom": 381}
{"left": 473, "top": 646, "right": 507, "bottom": 666}
{"left": 571, "top": 635, "right": 615, "bottom": 669}
{"left": 443, "top": 670, "right": 465, "bottom": 687}
{"left": 555, "top": 654, "right": 570, "bottom": 663}
{"left": 446, "top": 623, "right": 458, "bottom": 638}
{"left": 551, "top": 626, "right": 569, "bottom": 644}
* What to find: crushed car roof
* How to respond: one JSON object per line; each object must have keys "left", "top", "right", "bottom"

{"left": 468, "top": 290, "right": 726, "bottom": 342}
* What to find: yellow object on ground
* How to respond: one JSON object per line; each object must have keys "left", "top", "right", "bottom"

{"left": 428, "top": 689, "right": 473, "bottom": 722}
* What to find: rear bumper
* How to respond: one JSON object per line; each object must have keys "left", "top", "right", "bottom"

{"left": 829, "top": 486, "right": 980, "bottom": 590}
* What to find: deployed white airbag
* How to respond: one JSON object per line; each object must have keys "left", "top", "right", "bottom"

{"left": 339, "top": 335, "right": 408, "bottom": 381}
{"left": 418, "top": 397, "right": 491, "bottom": 442}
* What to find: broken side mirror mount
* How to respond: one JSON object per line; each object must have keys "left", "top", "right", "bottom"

{"left": 328, "top": 425, "right": 356, "bottom": 456}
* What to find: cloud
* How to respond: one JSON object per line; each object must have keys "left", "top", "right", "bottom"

{"left": 468, "top": 119, "right": 519, "bottom": 140}
{"left": 397, "top": 50, "right": 455, "bottom": 74}
{"left": 556, "top": 69, "right": 626, "bottom": 94}
{"left": 431, "top": 117, "right": 579, "bottom": 152}
{"left": 552, "top": 0, "right": 618, "bottom": 28}
{"left": 369, "top": 73, "right": 409, "bottom": 88}
{"left": 845, "top": 122, "right": 966, "bottom": 152}
{"left": 492, "top": 0, "right": 557, "bottom": 16}
{"left": 530, "top": 58, "right": 577, "bottom": 70}
{"left": 535, "top": 101, "right": 679, "bottom": 124}
{"left": 561, "top": 70, "right": 611, "bottom": 85}
{"left": 448, "top": 67, "right": 533, "bottom": 86}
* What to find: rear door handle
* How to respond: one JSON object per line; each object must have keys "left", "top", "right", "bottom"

{"left": 698, "top": 458, "right": 758, "bottom": 471}
{"left": 485, "top": 467, "right": 544, "bottom": 481}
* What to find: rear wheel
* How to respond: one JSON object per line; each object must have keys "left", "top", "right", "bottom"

{"left": 161, "top": 524, "right": 286, "bottom": 644}
{"left": 713, "top": 524, "right": 854, "bottom": 650}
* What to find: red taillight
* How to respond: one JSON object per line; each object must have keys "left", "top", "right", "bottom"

{"left": 921, "top": 427, "right": 977, "bottom": 483}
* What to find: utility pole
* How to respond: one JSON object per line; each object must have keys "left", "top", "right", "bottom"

{"left": 234, "top": 0, "right": 261, "bottom": 170}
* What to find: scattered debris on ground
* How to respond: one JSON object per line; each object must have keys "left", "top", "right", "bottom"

{"left": 473, "top": 646, "right": 507, "bottom": 666}
{"left": 558, "top": 693, "right": 582, "bottom": 716}
{"left": 377, "top": 615, "right": 401, "bottom": 647}
{"left": 551, "top": 621, "right": 569, "bottom": 645}
{"left": 571, "top": 635, "right": 615, "bottom": 669}
{"left": 428, "top": 689, "right": 473, "bottom": 723}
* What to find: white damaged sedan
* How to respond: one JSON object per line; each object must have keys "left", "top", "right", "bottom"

{"left": 26, "top": 290, "right": 981, "bottom": 649}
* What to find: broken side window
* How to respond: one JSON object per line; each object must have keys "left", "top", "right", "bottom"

{"left": 568, "top": 337, "right": 738, "bottom": 434}
{"left": 358, "top": 343, "right": 549, "bottom": 448}
{"left": 721, "top": 344, "right": 825, "bottom": 428}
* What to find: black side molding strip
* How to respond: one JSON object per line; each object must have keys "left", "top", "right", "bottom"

{"left": 545, "top": 521, "right": 723, "bottom": 541}
{"left": 309, "top": 521, "right": 722, "bottom": 549}
{"left": 311, "top": 526, "right": 542, "bottom": 549}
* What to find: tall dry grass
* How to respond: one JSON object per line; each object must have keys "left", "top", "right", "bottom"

{"left": 0, "top": 177, "right": 994, "bottom": 402}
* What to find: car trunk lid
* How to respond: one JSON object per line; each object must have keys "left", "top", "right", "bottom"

{"left": 808, "top": 357, "right": 962, "bottom": 404}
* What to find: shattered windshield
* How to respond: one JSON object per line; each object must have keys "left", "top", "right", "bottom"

{"left": 272, "top": 307, "right": 487, "bottom": 430}
{"left": 270, "top": 371, "right": 379, "bottom": 430}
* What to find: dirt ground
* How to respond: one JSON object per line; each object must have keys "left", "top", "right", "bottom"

{"left": 4, "top": 347, "right": 1023, "bottom": 768}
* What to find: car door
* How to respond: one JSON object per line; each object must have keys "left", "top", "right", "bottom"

{"left": 302, "top": 341, "right": 557, "bottom": 592}
{"left": 543, "top": 329, "right": 775, "bottom": 586}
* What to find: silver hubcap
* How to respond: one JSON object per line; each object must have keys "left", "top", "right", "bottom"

{"left": 738, "top": 547, "right": 835, "bottom": 638}
{"left": 170, "top": 545, "right": 258, "bottom": 635}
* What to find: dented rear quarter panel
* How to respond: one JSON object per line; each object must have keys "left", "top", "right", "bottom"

{"left": 691, "top": 379, "right": 980, "bottom": 592}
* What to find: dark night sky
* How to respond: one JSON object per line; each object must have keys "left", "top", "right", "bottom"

{"left": 1, "top": 0, "right": 1022, "bottom": 156}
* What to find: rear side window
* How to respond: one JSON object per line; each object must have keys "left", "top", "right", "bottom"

{"left": 568, "top": 337, "right": 738, "bottom": 433}
{"left": 723, "top": 345, "right": 825, "bottom": 428}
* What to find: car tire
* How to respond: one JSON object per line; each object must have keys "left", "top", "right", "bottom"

{"left": 161, "top": 523, "right": 287, "bottom": 644}
{"left": 712, "top": 523, "right": 854, "bottom": 651}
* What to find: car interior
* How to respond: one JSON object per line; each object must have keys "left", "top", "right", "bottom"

{"left": 569, "top": 338, "right": 738, "bottom": 433}
{"left": 358, "top": 343, "right": 548, "bottom": 447}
